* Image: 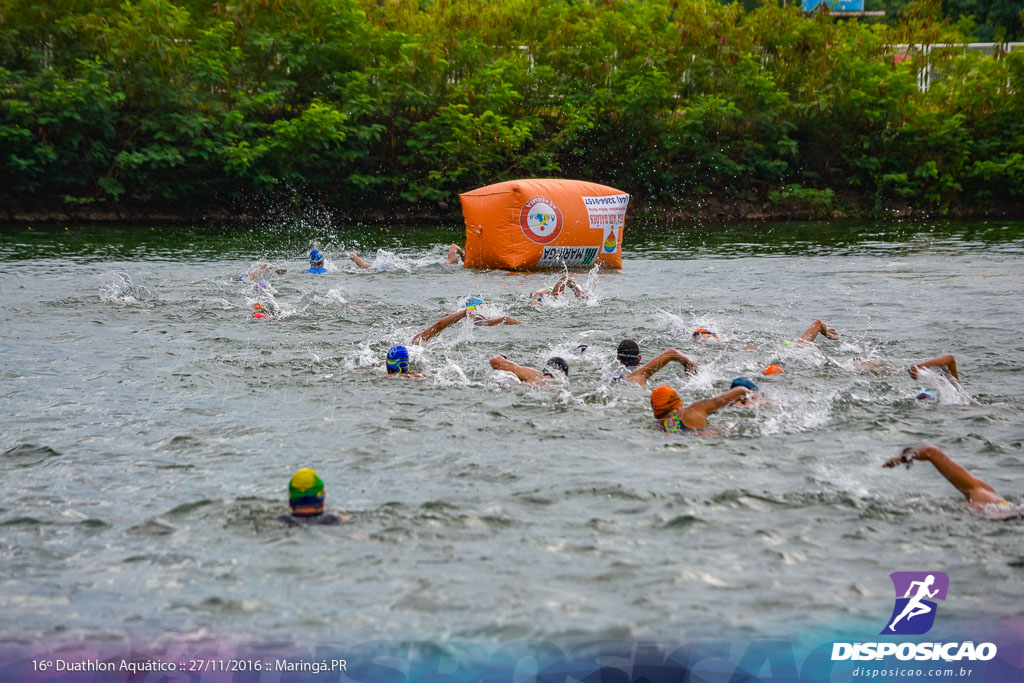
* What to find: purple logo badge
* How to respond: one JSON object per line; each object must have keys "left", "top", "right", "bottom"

{"left": 881, "top": 571, "right": 949, "bottom": 635}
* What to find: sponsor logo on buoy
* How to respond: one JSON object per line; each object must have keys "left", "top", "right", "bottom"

{"left": 519, "top": 196, "right": 563, "bottom": 245}
{"left": 603, "top": 233, "right": 617, "bottom": 252}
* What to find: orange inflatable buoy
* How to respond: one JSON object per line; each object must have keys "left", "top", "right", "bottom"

{"left": 460, "top": 178, "right": 630, "bottom": 270}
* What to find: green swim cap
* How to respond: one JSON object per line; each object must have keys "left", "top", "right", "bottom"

{"left": 289, "top": 468, "right": 325, "bottom": 510}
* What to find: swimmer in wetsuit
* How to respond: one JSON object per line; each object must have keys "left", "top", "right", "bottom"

{"left": 529, "top": 275, "right": 589, "bottom": 306}
{"left": 278, "top": 468, "right": 349, "bottom": 526}
{"left": 883, "top": 446, "right": 1017, "bottom": 516}
{"left": 305, "top": 249, "right": 328, "bottom": 274}
{"left": 650, "top": 383, "right": 752, "bottom": 433}
{"left": 382, "top": 345, "right": 426, "bottom": 378}
{"left": 614, "top": 339, "right": 698, "bottom": 386}
{"left": 411, "top": 298, "right": 521, "bottom": 345}
{"left": 489, "top": 355, "right": 568, "bottom": 385}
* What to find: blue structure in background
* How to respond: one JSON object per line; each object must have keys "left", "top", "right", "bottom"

{"left": 802, "top": 0, "right": 865, "bottom": 11}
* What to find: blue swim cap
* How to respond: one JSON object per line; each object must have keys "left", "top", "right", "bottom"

{"left": 916, "top": 390, "right": 937, "bottom": 400}
{"left": 309, "top": 249, "right": 324, "bottom": 265}
{"left": 465, "top": 297, "right": 483, "bottom": 310}
{"left": 730, "top": 377, "right": 758, "bottom": 391}
{"left": 386, "top": 345, "right": 409, "bottom": 373}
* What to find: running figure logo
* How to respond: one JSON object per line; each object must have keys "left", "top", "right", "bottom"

{"left": 881, "top": 571, "right": 949, "bottom": 635}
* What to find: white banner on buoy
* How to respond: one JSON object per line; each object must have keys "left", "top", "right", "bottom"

{"left": 583, "top": 194, "right": 630, "bottom": 254}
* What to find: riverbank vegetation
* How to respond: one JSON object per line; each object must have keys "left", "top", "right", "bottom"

{"left": 2, "top": 0, "right": 1022, "bottom": 223}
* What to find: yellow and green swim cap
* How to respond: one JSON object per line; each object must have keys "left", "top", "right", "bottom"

{"left": 289, "top": 468, "right": 325, "bottom": 513}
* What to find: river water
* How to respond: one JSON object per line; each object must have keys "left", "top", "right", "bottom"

{"left": 1, "top": 220, "right": 1022, "bottom": 649}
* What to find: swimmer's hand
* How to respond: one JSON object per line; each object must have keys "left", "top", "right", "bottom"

{"left": 823, "top": 326, "right": 839, "bottom": 340}
{"left": 669, "top": 349, "right": 699, "bottom": 374}
{"left": 884, "top": 447, "right": 919, "bottom": 469}
{"left": 275, "top": 267, "right": 288, "bottom": 275}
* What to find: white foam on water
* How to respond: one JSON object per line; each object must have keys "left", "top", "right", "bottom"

{"left": 99, "top": 272, "right": 154, "bottom": 304}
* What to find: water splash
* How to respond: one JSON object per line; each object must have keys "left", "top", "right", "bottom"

{"left": 99, "top": 272, "right": 154, "bottom": 304}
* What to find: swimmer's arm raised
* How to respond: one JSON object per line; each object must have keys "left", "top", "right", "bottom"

{"left": 348, "top": 252, "right": 373, "bottom": 269}
{"left": 688, "top": 387, "right": 750, "bottom": 418}
{"left": 799, "top": 319, "right": 839, "bottom": 343}
{"left": 625, "top": 349, "right": 697, "bottom": 385}
{"left": 564, "top": 276, "right": 589, "bottom": 300}
{"left": 412, "top": 309, "right": 469, "bottom": 345}
{"left": 885, "top": 445, "right": 1004, "bottom": 505}
{"left": 908, "top": 355, "right": 959, "bottom": 381}
{"left": 490, "top": 355, "right": 543, "bottom": 383}
{"left": 445, "top": 244, "right": 464, "bottom": 265}
{"left": 241, "top": 263, "right": 286, "bottom": 280}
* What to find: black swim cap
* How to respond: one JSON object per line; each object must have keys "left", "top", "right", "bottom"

{"left": 544, "top": 356, "right": 569, "bottom": 377}
{"left": 617, "top": 339, "right": 640, "bottom": 366}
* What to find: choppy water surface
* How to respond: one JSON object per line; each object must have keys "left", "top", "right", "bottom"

{"left": 1, "top": 221, "right": 1022, "bottom": 647}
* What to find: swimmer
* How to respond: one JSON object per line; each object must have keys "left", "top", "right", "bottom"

{"left": 238, "top": 262, "right": 288, "bottom": 281}
{"left": 798, "top": 319, "right": 840, "bottom": 345}
{"left": 650, "top": 383, "right": 752, "bottom": 433}
{"left": 278, "top": 468, "right": 348, "bottom": 526}
{"left": 411, "top": 298, "right": 521, "bottom": 345}
{"left": 445, "top": 244, "right": 465, "bottom": 265}
{"left": 247, "top": 281, "right": 281, "bottom": 319}
{"left": 692, "top": 327, "right": 718, "bottom": 342}
{"left": 906, "top": 355, "right": 962, "bottom": 400}
{"left": 348, "top": 244, "right": 463, "bottom": 269}
{"left": 615, "top": 339, "right": 697, "bottom": 386}
{"left": 908, "top": 354, "right": 959, "bottom": 382}
{"left": 305, "top": 249, "right": 328, "bottom": 274}
{"left": 382, "top": 345, "right": 426, "bottom": 378}
{"left": 883, "top": 446, "right": 1016, "bottom": 515}
{"left": 489, "top": 355, "right": 568, "bottom": 385}
{"left": 727, "top": 377, "right": 764, "bottom": 406}
{"left": 529, "top": 275, "right": 589, "bottom": 306}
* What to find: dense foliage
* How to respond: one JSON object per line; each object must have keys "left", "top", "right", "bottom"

{"left": 2, "top": 0, "right": 1022, "bottom": 220}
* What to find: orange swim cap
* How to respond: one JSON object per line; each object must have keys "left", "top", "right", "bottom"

{"left": 253, "top": 312, "right": 269, "bottom": 319}
{"left": 650, "top": 385, "right": 682, "bottom": 418}
{"left": 762, "top": 364, "right": 784, "bottom": 375}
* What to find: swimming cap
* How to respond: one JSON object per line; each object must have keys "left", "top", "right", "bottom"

{"left": 289, "top": 468, "right": 325, "bottom": 515}
{"left": 915, "top": 390, "right": 937, "bottom": 400}
{"left": 692, "top": 328, "right": 717, "bottom": 339}
{"left": 617, "top": 339, "right": 640, "bottom": 366}
{"left": 650, "top": 385, "right": 682, "bottom": 419}
{"left": 543, "top": 356, "right": 569, "bottom": 377}
{"left": 253, "top": 312, "right": 269, "bottom": 319}
{"left": 465, "top": 297, "right": 483, "bottom": 310}
{"left": 762, "top": 364, "right": 784, "bottom": 375}
{"left": 309, "top": 249, "right": 324, "bottom": 265}
{"left": 730, "top": 377, "right": 758, "bottom": 391}
{"left": 386, "top": 345, "right": 410, "bottom": 373}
